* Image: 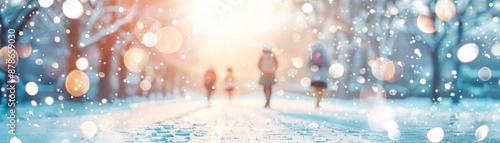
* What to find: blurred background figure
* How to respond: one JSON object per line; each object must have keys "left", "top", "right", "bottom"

{"left": 224, "top": 67, "right": 235, "bottom": 101}
{"left": 308, "top": 42, "right": 331, "bottom": 109}
{"left": 258, "top": 44, "right": 278, "bottom": 108}
{"left": 204, "top": 66, "right": 217, "bottom": 103}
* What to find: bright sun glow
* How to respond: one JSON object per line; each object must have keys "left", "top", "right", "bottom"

{"left": 186, "top": 0, "right": 298, "bottom": 84}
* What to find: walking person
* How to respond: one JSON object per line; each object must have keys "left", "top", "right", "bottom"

{"left": 308, "top": 42, "right": 331, "bottom": 108}
{"left": 258, "top": 44, "right": 278, "bottom": 108}
{"left": 223, "top": 67, "right": 235, "bottom": 101}
{"left": 204, "top": 66, "right": 217, "bottom": 103}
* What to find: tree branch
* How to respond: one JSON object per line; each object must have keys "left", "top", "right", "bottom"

{"left": 79, "top": 4, "right": 139, "bottom": 50}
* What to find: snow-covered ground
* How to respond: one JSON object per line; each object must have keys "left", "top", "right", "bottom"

{"left": 1, "top": 92, "right": 500, "bottom": 142}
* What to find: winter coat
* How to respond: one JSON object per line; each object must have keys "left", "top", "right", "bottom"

{"left": 258, "top": 52, "right": 278, "bottom": 86}
{"left": 204, "top": 69, "right": 217, "bottom": 91}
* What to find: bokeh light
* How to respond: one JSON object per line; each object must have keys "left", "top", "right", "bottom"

{"left": 310, "top": 65, "right": 319, "bottom": 72}
{"left": 17, "top": 44, "right": 32, "bottom": 58}
{"left": 417, "top": 14, "right": 436, "bottom": 33}
{"left": 491, "top": 43, "right": 500, "bottom": 56}
{"left": 389, "top": 89, "right": 397, "bottom": 96}
{"left": 300, "top": 77, "right": 311, "bottom": 87}
{"left": 76, "top": 57, "right": 89, "bottom": 70}
{"left": 475, "top": 125, "right": 489, "bottom": 141}
{"left": 367, "top": 106, "right": 394, "bottom": 131}
{"left": 478, "top": 67, "right": 492, "bottom": 81}
{"left": 357, "top": 76, "right": 366, "bottom": 84}
{"left": 435, "top": 0, "right": 456, "bottom": 21}
{"left": 62, "top": 0, "right": 83, "bottom": 19}
{"left": 142, "top": 32, "right": 157, "bottom": 47}
{"left": 140, "top": 80, "right": 152, "bottom": 91}
{"left": 371, "top": 58, "right": 396, "bottom": 81}
{"left": 388, "top": 130, "right": 401, "bottom": 141}
{"left": 98, "top": 116, "right": 115, "bottom": 131}
{"left": 360, "top": 83, "right": 387, "bottom": 107}
{"left": 427, "top": 127, "right": 445, "bottom": 143}
{"left": 38, "top": 0, "right": 54, "bottom": 8}
{"left": 388, "top": 61, "right": 404, "bottom": 82}
{"left": 457, "top": 43, "right": 479, "bottom": 63}
{"left": 0, "top": 46, "right": 19, "bottom": 71}
{"left": 292, "top": 57, "right": 304, "bottom": 68}
{"left": 384, "top": 120, "right": 399, "bottom": 131}
{"left": 328, "top": 63, "right": 345, "bottom": 78}
{"left": 45, "top": 96, "right": 54, "bottom": 105}
{"left": 10, "top": 137, "right": 22, "bottom": 143}
{"left": 26, "top": 82, "right": 39, "bottom": 96}
{"left": 65, "top": 70, "right": 90, "bottom": 97}
{"left": 53, "top": 16, "right": 60, "bottom": 24}
{"left": 155, "top": 27, "right": 183, "bottom": 53}
{"left": 302, "top": 3, "right": 313, "bottom": 14}
{"left": 80, "top": 121, "right": 98, "bottom": 139}
{"left": 420, "top": 78, "right": 427, "bottom": 85}
{"left": 134, "top": 17, "right": 162, "bottom": 43}
{"left": 124, "top": 48, "right": 149, "bottom": 72}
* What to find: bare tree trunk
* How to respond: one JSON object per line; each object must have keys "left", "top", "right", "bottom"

{"left": 117, "top": 52, "right": 129, "bottom": 98}
{"left": 431, "top": 50, "right": 441, "bottom": 103}
{"left": 96, "top": 36, "right": 114, "bottom": 102}
{"left": 96, "top": 0, "right": 119, "bottom": 102}
{"left": 67, "top": 18, "right": 84, "bottom": 102}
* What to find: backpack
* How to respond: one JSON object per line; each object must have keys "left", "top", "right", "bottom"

{"left": 260, "top": 54, "right": 277, "bottom": 74}
{"left": 311, "top": 51, "right": 323, "bottom": 68}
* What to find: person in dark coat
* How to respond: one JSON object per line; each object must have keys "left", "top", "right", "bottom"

{"left": 309, "top": 42, "right": 331, "bottom": 108}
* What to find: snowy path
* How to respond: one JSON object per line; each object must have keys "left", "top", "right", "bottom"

{"left": 2, "top": 92, "right": 500, "bottom": 142}
{"left": 124, "top": 99, "right": 372, "bottom": 143}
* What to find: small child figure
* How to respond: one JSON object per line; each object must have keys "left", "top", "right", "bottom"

{"left": 223, "top": 67, "right": 235, "bottom": 100}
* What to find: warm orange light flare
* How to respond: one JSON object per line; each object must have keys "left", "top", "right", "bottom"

{"left": 134, "top": 17, "right": 162, "bottom": 46}
{"left": 0, "top": 46, "right": 18, "bottom": 71}
{"left": 435, "top": 0, "right": 456, "bottom": 21}
{"left": 124, "top": 48, "right": 149, "bottom": 72}
{"left": 155, "top": 27, "right": 183, "bottom": 53}
{"left": 417, "top": 14, "right": 436, "bottom": 33}
{"left": 65, "top": 70, "right": 90, "bottom": 97}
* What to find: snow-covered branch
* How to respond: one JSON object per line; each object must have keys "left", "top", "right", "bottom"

{"left": 79, "top": 3, "right": 139, "bottom": 50}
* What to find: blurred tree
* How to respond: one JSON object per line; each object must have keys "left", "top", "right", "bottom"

{"left": 0, "top": 0, "right": 38, "bottom": 105}
{"left": 398, "top": 0, "right": 500, "bottom": 103}
{"left": 62, "top": 0, "right": 138, "bottom": 101}
{"left": 303, "top": 0, "right": 400, "bottom": 98}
